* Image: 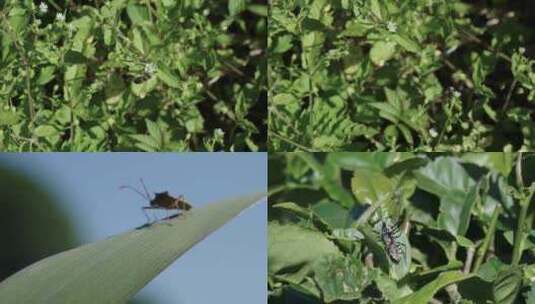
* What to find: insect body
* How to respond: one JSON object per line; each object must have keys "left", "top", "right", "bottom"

{"left": 120, "top": 179, "right": 192, "bottom": 222}
{"left": 380, "top": 220, "right": 405, "bottom": 263}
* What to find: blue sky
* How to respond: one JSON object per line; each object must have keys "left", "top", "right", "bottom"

{"left": 0, "top": 153, "right": 266, "bottom": 304}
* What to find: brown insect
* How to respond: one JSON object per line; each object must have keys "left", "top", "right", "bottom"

{"left": 120, "top": 179, "right": 192, "bottom": 222}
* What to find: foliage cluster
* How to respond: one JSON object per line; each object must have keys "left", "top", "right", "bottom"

{"left": 1, "top": 0, "right": 266, "bottom": 151}
{"left": 269, "top": 152, "right": 535, "bottom": 303}
{"left": 268, "top": 0, "right": 535, "bottom": 151}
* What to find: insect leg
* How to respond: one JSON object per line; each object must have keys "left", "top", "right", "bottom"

{"left": 141, "top": 206, "right": 152, "bottom": 223}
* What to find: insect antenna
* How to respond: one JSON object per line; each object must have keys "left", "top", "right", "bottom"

{"left": 119, "top": 179, "right": 153, "bottom": 222}
{"left": 119, "top": 179, "right": 151, "bottom": 201}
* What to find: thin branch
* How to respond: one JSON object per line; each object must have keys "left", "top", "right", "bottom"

{"left": 270, "top": 131, "right": 314, "bottom": 152}
{"left": 473, "top": 205, "right": 501, "bottom": 272}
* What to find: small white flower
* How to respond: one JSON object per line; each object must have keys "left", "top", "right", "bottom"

{"left": 35, "top": 19, "right": 42, "bottom": 26}
{"left": 214, "top": 128, "right": 224, "bottom": 137}
{"left": 429, "top": 128, "right": 438, "bottom": 138}
{"left": 144, "top": 63, "right": 157, "bottom": 75}
{"left": 519, "top": 47, "right": 526, "bottom": 54}
{"left": 67, "top": 22, "right": 76, "bottom": 33}
{"left": 39, "top": 2, "right": 48, "bottom": 14}
{"left": 56, "top": 12, "right": 65, "bottom": 22}
{"left": 386, "top": 21, "right": 397, "bottom": 33}
{"left": 453, "top": 90, "right": 461, "bottom": 98}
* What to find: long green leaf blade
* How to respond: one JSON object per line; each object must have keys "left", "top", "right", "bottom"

{"left": 0, "top": 193, "right": 265, "bottom": 303}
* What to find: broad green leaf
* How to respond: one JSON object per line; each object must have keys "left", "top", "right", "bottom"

{"left": 326, "top": 152, "right": 401, "bottom": 172}
{"left": 130, "top": 134, "right": 160, "bottom": 151}
{"left": 392, "top": 34, "right": 420, "bottom": 53}
{"left": 131, "top": 76, "right": 157, "bottom": 98}
{"left": 157, "top": 66, "right": 181, "bottom": 88}
{"left": 271, "top": 35, "right": 294, "bottom": 54}
{"left": 525, "top": 282, "right": 535, "bottom": 304}
{"left": 311, "top": 200, "right": 350, "bottom": 229}
{"left": 228, "top": 0, "right": 247, "bottom": 16}
{"left": 351, "top": 169, "right": 394, "bottom": 205}
{"left": 437, "top": 182, "right": 479, "bottom": 236}
{"left": 461, "top": 153, "right": 515, "bottom": 177}
{"left": 8, "top": 7, "right": 28, "bottom": 35}
{"left": 0, "top": 193, "right": 265, "bottom": 303}
{"left": 393, "top": 271, "right": 473, "bottom": 304}
{"left": 268, "top": 223, "right": 340, "bottom": 282}
{"left": 34, "top": 125, "right": 58, "bottom": 137}
{"left": 493, "top": 266, "right": 522, "bottom": 304}
{"left": 105, "top": 73, "right": 126, "bottom": 105}
{"left": 247, "top": 4, "right": 267, "bottom": 16}
{"left": 0, "top": 110, "right": 20, "bottom": 126}
{"left": 145, "top": 119, "right": 163, "bottom": 145}
{"left": 126, "top": 3, "right": 149, "bottom": 25}
{"left": 370, "top": 41, "right": 396, "bottom": 66}
{"left": 35, "top": 66, "right": 56, "bottom": 85}
{"left": 0, "top": 194, "right": 264, "bottom": 304}
{"left": 414, "top": 157, "right": 475, "bottom": 198}
{"left": 313, "top": 255, "right": 370, "bottom": 302}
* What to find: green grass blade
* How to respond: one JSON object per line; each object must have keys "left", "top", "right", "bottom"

{"left": 0, "top": 193, "right": 266, "bottom": 303}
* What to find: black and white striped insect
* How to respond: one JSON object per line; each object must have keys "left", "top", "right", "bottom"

{"left": 380, "top": 220, "right": 405, "bottom": 263}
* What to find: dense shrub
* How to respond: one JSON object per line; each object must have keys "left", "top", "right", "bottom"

{"left": 269, "top": 152, "right": 535, "bottom": 303}
{"left": 0, "top": 0, "right": 266, "bottom": 151}
{"left": 268, "top": 0, "right": 535, "bottom": 151}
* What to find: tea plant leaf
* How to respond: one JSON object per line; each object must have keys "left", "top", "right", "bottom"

{"left": 351, "top": 169, "right": 394, "bottom": 205}
{"left": 393, "top": 271, "right": 473, "bottom": 304}
{"left": 0, "top": 193, "right": 265, "bottom": 303}
{"left": 313, "top": 254, "right": 370, "bottom": 302}
{"left": 268, "top": 222, "right": 340, "bottom": 283}
{"left": 414, "top": 157, "right": 474, "bottom": 198}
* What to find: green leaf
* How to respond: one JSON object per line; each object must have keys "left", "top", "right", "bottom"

{"left": 391, "top": 34, "right": 420, "bottom": 53}
{"left": 105, "top": 74, "right": 126, "bottom": 105}
{"left": 268, "top": 223, "right": 340, "bottom": 282}
{"left": 461, "top": 153, "right": 515, "bottom": 176}
{"left": 34, "top": 125, "right": 58, "bottom": 137}
{"left": 493, "top": 266, "right": 522, "bottom": 304}
{"left": 35, "top": 66, "right": 56, "bottom": 85}
{"left": 145, "top": 119, "right": 163, "bottom": 145}
{"left": 271, "top": 35, "right": 294, "bottom": 54}
{"left": 130, "top": 134, "right": 160, "bottom": 151}
{"left": 131, "top": 76, "right": 157, "bottom": 98}
{"left": 437, "top": 182, "right": 479, "bottom": 236}
{"left": 351, "top": 169, "right": 394, "bottom": 205}
{"left": 247, "top": 4, "right": 267, "bottom": 17}
{"left": 157, "top": 66, "right": 181, "bottom": 88}
{"left": 414, "top": 157, "right": 478, "bottom": 236}
{"left": 0, "top": 110, "right": 20, "bottom": 126}
{"left": 393, "top": 271, "right": 473, "bottom": 304}
{"left": 228, "top": 0, "right": 247, "bottom": 16}
{"left": 0, "top": 193, "right": 265, "bottom": 303}
{"left": 313, "top": 255, "right": 370, "bottom": 302}
{"left": 369, "top": 41, "right": 396, "bottom": 66}
{"left": 414, "top": 157, "right": 475, "bottom": 198}
{"left": 126, "top": 2, "right": 149, "bottom": 25}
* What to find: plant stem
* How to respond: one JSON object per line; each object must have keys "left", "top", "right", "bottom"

{"left": 512, "top": 152, "right": 535, "bottom": 265}
{"left": 473, "top": 205, "right": 501, "bottom": 272}
{"left": 271, "top": 132, "right": 314, "bottom": 151}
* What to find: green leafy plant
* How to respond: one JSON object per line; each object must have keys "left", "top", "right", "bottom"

{"left": 268, "top": 152, "right": 535, "bottom": 303}
{"left": 0, "top": 0, "right": 266, "bottom": 151}
{"left": 268, "top": 0, "right": 535, "bottom": 151}
{"left": 0, "top": 192, "right": 265, "bottom": 303}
